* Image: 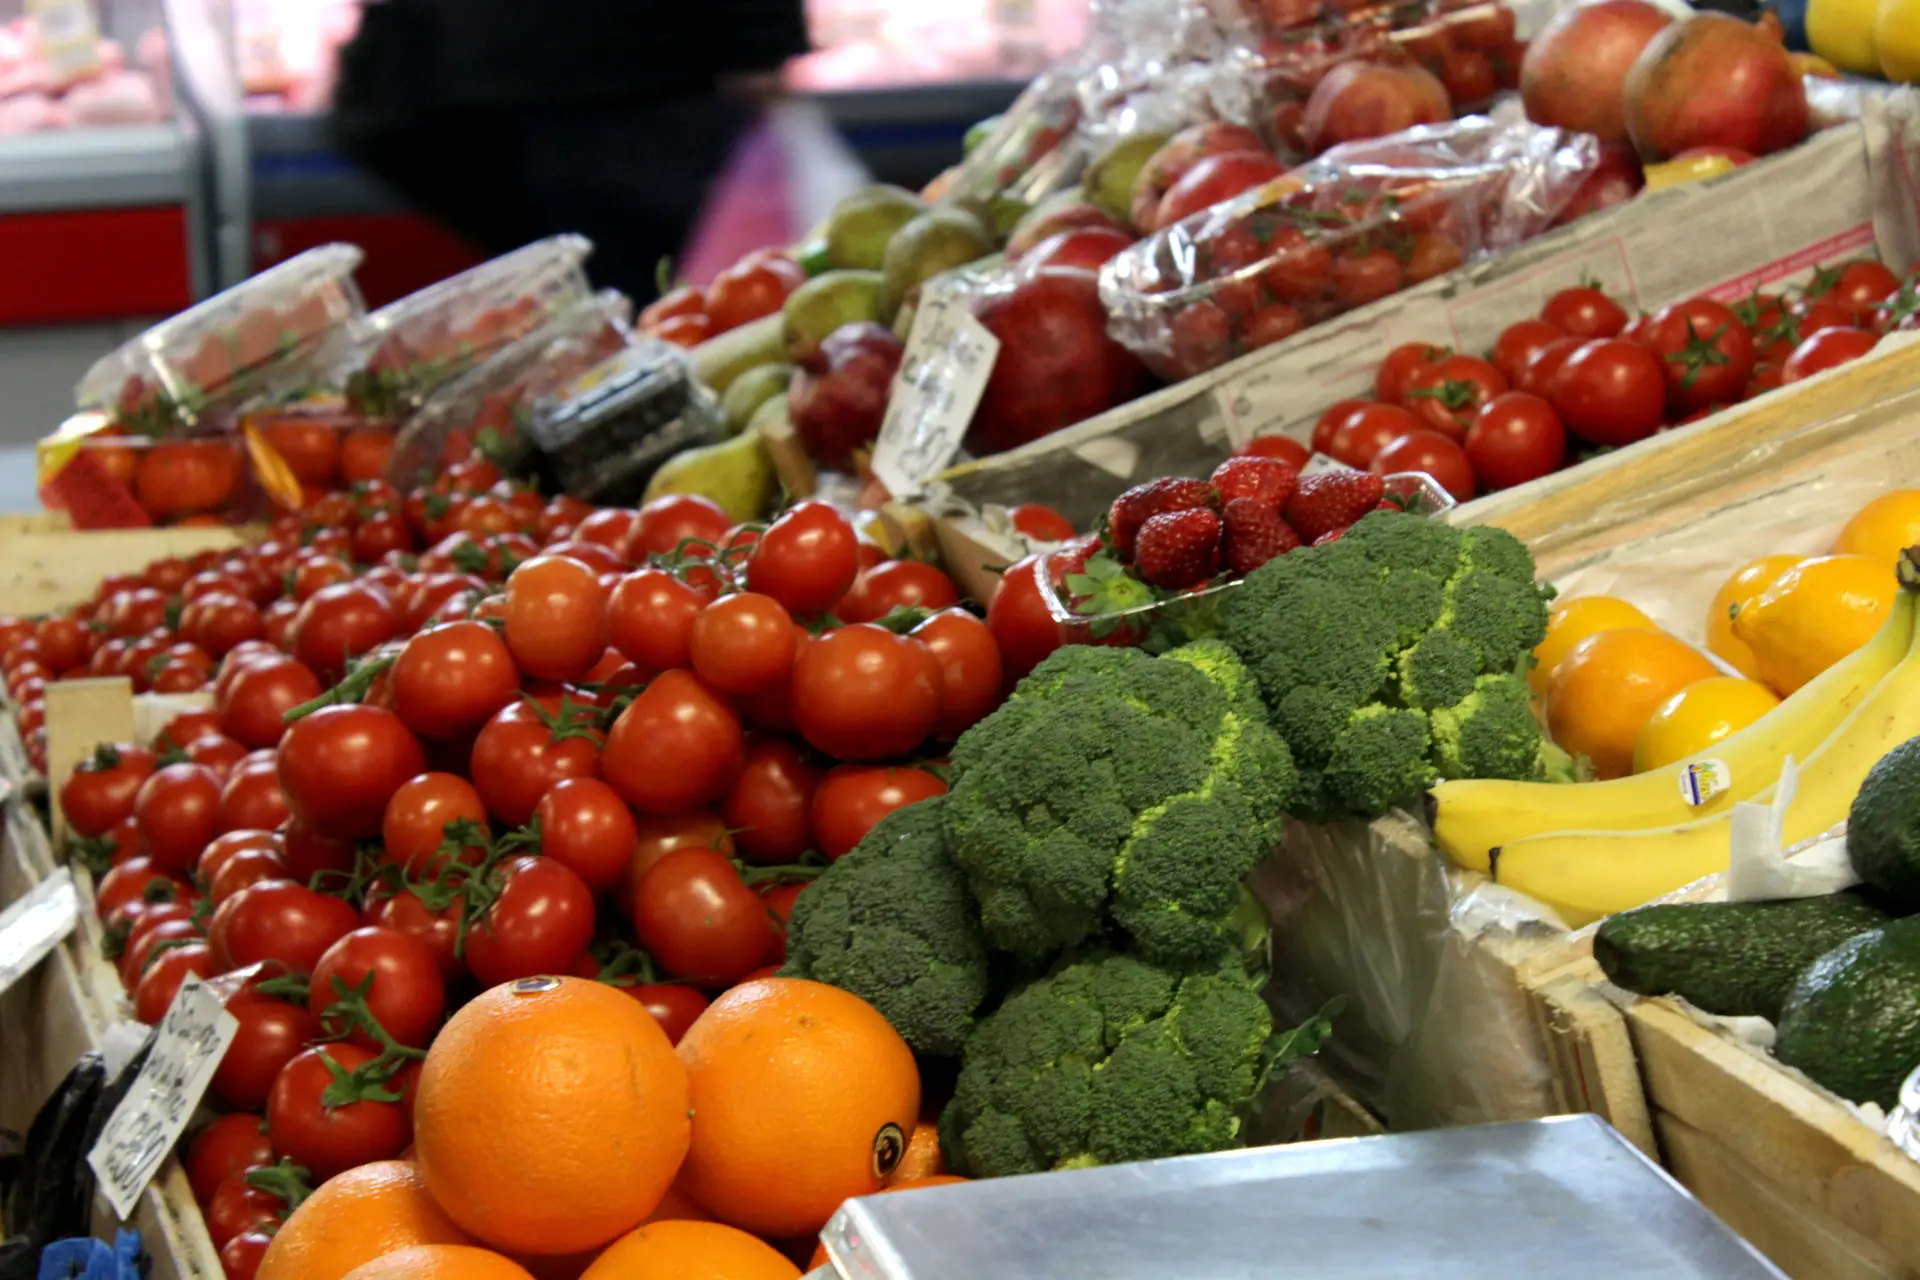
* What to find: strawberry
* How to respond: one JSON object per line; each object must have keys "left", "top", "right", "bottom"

{"left": 1222, "top": 497, "right": 1300, "bottom": 575}
{"left": 1106, "top": 477, "right": 1217, "bottom": 560}
{"left": 1285, "top": 470, "right": 1384, "bottom": 544}
{"left": 1134, "top": 509, "right": 1223, "bottom": 590}
{"left": 1209, "top": 456, "right": 1298, "bottom": 512}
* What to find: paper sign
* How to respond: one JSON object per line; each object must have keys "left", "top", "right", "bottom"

{"left": 25, "top": 0, "right": 102, "bottom": 79}
{"left": 871, "top": 283, "right": 1001, "bottom": 501}
{"left": 89, "top": 977, "right": 240, "bottom": 1220}
{"left": 0, "top": 867, "right": 79, "bottom": 999}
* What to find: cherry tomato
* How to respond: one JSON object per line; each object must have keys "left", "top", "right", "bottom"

{"left": 720, "top": 738, "right": 821, "bottom": 864}
{"left": 602, "top": 669, "right": 744, "bottom": 814}
{"left": 633, "top": 848, "right": 774, "bottom": 986}
{"left": 1541, "top": 286, "right": 1627, "bottom": 339}
{"left": 278, "top": 820, "right": 356, "bottom": 886}
{"left": 1370, "top": 429, "right": 1476, "bottom": 501}
{"left": 120, "top": 917, "right": 205, "bottom": 990}
{"left": 1375, "top": 343, "right": 1448, "bottom": 405}
{"left": 310, "top": 926, "right": 446, "bottom": 1049}
{"left": 1402, "top": 354, "right": 1508, "bottom": 442}
{"left": 1515, "top": 335, "right": 1586, "bottom": 400}
{"left": 625, "top": 983, "right": 708, "bottom": 1044}
{"left": 219, "top": 656, "right": 324, "bottom": 751}
{"left": 1238, "top": 434, "right": 1312, "bottom": 468}
{"left": 1821, "top": 260, "right": 1901, "bottom": 322}
{"left": 605, "top": 568, "right": 705, "bottom": 672}
{"left": 135, "top": 763, "right": 224, "bottom": 875}
{"left": 220, "top": 1230, "right": 275, "bottom": 1280}
{"left": 534, "top": 777, "right": 639, "bottom": 893}
{"left": 793, "top": 624, "right": 942, "bottom": 761}
{"left": 214, "top": 990, "right": 322, "bottom": 1112}
{"left": 465, "top": 855, "right": 597, "bottom": 988}
{"left": 381, "top": 772, "right": 488, "bottom": 876}
{"left": 747, "top": 501, "right": 860, "bottom": 617}
{"left": 689, "top": 592, "right": 796, "bottom": 695}
{"left": 209, "top": 845, "right": 291, "bottom": 905}
{"left": 217, "top": 880, "right": 361, "bottom": 975}
{"left": 641, "top": 284, "right": 706, "bottom": 329}
{"left": 1331, "top": 246, "right": 1403, "bottom": 308}
{"left": 60, "top": 744, "right": 156, "bottom": 838}
{"left": 630, "top": 494, "right": 732, "bottom": 560}
{"left": 267, "top": 1044, "right": 411, "bottom": 1180}
{"left": 1007, "top": 503, "right": 1077, "bottom": 541}
{"left": 1465, "top": 392, "right": 1567, "bottom": 491}
{"left": 186, "top": 1114, "right": 274, "bottom": 1205}
{"left": 1644, "top": 298, "right": 1755, "bottom": 413}
{"left": 133, "top": 941, "right": 213, "bottom": 1024}
{"left": 838, "top": 561, "right": 961, "bottom": 626}
{"left": 1791, "top": 296, "right": 1855, "bottom": 342}
{"left": 362, "top": 886, "right": 465, "bottom": 984}
{"left": 1550, "top": 339, "right": 1666, "bottom": 446}
{"left": 759, "top": 881, "right": 808, "bottom": 965}
{"left": 1329, "top": 403, "right": 1423, "bottom": 469}
{"left": 1781, "top": 324, "right": 1879, "bottom": 382}
{"left": 289, "top": 582, "right": 398, "bottom": 684}
{"left": 503, "top": 555, "right": 609, "bottom": 682}
{"left": 277, "top": 704, "right": 427, "bottom": 840}
{"left": 1310, "top": 399, "right": 1370, "bottom": 454}
{"left": 912, "top": 608, "right": 1004, "bottom": 739}
{"left": 96, "top": 856, "right": 187, "bottom": 922}
{"left": 469, "top": 695, "right": 604, "bottom": 827}
{"left": 811, "top": 764, "right": 949, "bottom": 859}
{"left": 1489, "top": 319, "right": 1564, "bottom": 384}
{"left": 389, "top": 619, "right": 520, "bottom": 742}
{"left": 706, "top": 256, "right": 805, "bottom": 334}
{"left": 204, "top": 1168, "right": 281, "bottom": 1248}
{"left": 215, "top": 755, "right": 291, "bottom": 834}
{"left": 985, "top": 556, "right": 1064, "bottom": 678}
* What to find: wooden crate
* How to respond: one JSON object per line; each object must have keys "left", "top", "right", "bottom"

{"left": 0, "top": 523, "right": 259, "bottom": 616}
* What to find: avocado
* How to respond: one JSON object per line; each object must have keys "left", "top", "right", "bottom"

{"left": 1594, "top": 890, "right": 1897, "bottom": 1021}
{"left": 1776, "top": 916, "right": 1920, "bottom": 1108}
{"left": 1847, "top": 735, "right": 1920, "bottom": 907}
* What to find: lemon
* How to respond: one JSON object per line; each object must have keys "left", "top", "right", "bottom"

{"left": 1633, "top": 676, "right": 1782, "bottom": 774}
{"left": 1730, "top": 554, "right": 1898, "bottom": 697}
{"left": 1707, "top": 554, "right": 1801, "bottom": 681}
{"left": 1807, "top": 0, "right": 1881, "bottom": 75}
{"left": 1531, "top": 595, "right": 1659, "bottom": 696}
{"left": 1880, "top": 0, "right": 1920, "bottom": 81}
{"left": 1833, "top": 488, "right": 1920, "bottom": 572}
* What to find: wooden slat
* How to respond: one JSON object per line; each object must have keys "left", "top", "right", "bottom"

{"left": 0, "top": 525, "right": 259, "bottom": 616}
{"left": 1520, "top": 954, "right": 1655, "bottom": 1159}
{"left": 44, "top": 677, "right": 136, "bottom": 847}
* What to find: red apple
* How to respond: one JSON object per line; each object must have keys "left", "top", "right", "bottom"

{"left": 1018, "top": 227, "right": 1136, "bottom": 272}
{"left": 1302, "top": 62, "right": 1452, "bottom": 156}
{"left": 1129, "top": 123, "right": 1269, "bottom": 234}
{"left": 1004, "top": 199, "right": 1127, "bottom": 260}
{"left": 1152, "top": 151, "right": 1286, "bottom": 233}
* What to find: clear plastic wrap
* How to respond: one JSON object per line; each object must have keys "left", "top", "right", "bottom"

{"left": 75, "top": 245, "right": 366, "bottom": 435}
{"left": 1099, "top": 117, "right": 1598, "bottom": 381}
{"left": 527, "top": 339, "right": 726, "bottom": 506}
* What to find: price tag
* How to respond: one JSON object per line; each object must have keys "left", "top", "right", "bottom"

{"left": 88, "top": 977, "right": 239, "bottom": 1220}
{"left": 25, "top": 0, "right": 102, "bottom": 79}
{"left": 0, "top": 867, "right": 79, "bottom": 999}
{"left": 871, "top": 283, "right": 1001, "bottom": 502}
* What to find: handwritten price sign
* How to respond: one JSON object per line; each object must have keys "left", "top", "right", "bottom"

{"left": 871, "top": 281, "right": 1001, "bottom": 501}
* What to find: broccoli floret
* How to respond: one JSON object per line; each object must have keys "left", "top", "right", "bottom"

{"left": 1271, "top": 685, "right": 1350, "bottom": 769}
{"left": 1223, "top": 559, "right": 1400, "bottom": 709}
{"left": 1324, "top": 705, "right": 1433, "bottom": 816}
{"left": 941, "top": 954, "right": 1317, "bottom": 1178}
{"left": 1460, "top": 524, "right": 1539, "bottom": 586}
{"left": 1341, "top": 509, "right": 1464, "bottom": 580}
{"left": 1397, "top": 629, "right": 1480, "bottom": 711}
{"left": 1439, "top": 570, "right": 1552, "bottom": 676}
{"left": 945, "top": 643, "right": 1292, "bottom": 965}
{"left": 779, "top": 796, "right": 991, "bottom": 1058}
{"left": 1429, "top": 674, "right": 1554, "bottom": 783}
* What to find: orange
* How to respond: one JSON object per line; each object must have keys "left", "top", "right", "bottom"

{"left": 342, "top": 1246, "right": 536, "bottom": 1280}
{"left": 1631, "top": 676, "right": 1781, "bottom": 774}
{"left": 579, "top": 1220, "right": 800, "bottom": 1280}
{"left": 1531, "top": 596, "right": 1659, "bottom": 694}
{"left": 257, "top": 1161, "right": 473, "bottom": 1280}
{"left": 1833, "top": 489, "right": 1920, "bottom": 571}
{"left": 1730, "top": 554, "right": 1897, "bottom": 696}
{"left": 415, "top": 976, "right": 690, "bottom": 1258}
{"left": 676, "top": 978, "right": 920, "bottom": 1238}
{"left": 1544, "top": 629, "right": 1719, "bottom": 780}
{"left": 1705, "top": 554, "right": 1800, "bottom": 680}
{"left": 645, "top": 1184, "right": 713, "bottom": 1224}
{"left": 808, "top": 1175, "right": 971, "bottom": 1270}
{"left": 884, "top": 1122, "right": 947, "bottom": 1186}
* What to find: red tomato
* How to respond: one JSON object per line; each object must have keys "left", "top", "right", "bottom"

{"left": 381, "top": 772, "right": 488, "bottom": 877}
{"left": 465, "top": 856, "right": 597, "bottom": 988}
{"left": 1402, "top": 354, "right": 1509, "bottom": 441}
{"left": 792, "top": 624, "right": 942, "bottom": 761}
{"left": 1465, "top": 392, "right": 1567, "bottom": 491}
{"left": 811, "top": 764, "right": 949, "bottom": 859}
{"left": 1374, "top": 343, "right": 1448, "bottom": 404}
{"left": 759, "top": 881, "right": 808, "bottom": 965}
{"left": 186, "top": 1115, "right": 275, "bottom": 1205}
{"left": 60, "top": 744, "right": 156, "bottom": 838}
{"left": 213, "top": 991, "right": 321, "bottom": 1112}
{"left": 391, "top": 619, "right": 521, "bottom": 741}
{"left": 1783, "top": 326, "right": 1879, "bottom": 383}
{"left": 469, "top": 695, "right": 603, "bottom": 827}
{"left": 219, "top": 656, "right": 324, "bottom": 750}
{"left": 706, "top": 256, "right": 806, "bottom": 333}
{"left": 503, "top": 555, "right": 609, "bottom": 682}
{"left": 209, "top": 846, "right": 291, "bottom": 904}
{"left": 746, "top": 501, "right": 860, "bottom": 617}
{"left": 289, "top": 582, "right": 398, "bottom": 685}
{"left": 1007, "top": 503, "right": 1077, "bottom": 541}
{"left": 120, "top": 917, "right": 205, "bottom": 990}
{"left": 1329, "top": 403, "right": 1423, "bottom": 468}
{"left": 640, "top": 284, "right": 705, "bottom": 329}
{"left": 96, "top": 856, "right": 186, "bottom": 922}
{"left": 1332, "top": 246, "right": 1404, "bottom": 309}
{"left": 1489, "top": 319, "right": 1565, "bottom": 384}
{"left": 1310, "top": 399, "right": 1370, "bottom": 454}
{"left": 720, "top": 738, "right": 822, "bottom": 864}
{"left": 277, "top": 704, "right": 427, "bottom": 840}
{"left": 1790, "top": 296, "right": 1855, "bottom": 342}
{"left": 221, "top": 1230, "right": 275, "bottom": 1280}
{"left": 267, "top": 1044, "right": 411, "bottom": 1180}
{"left": 985, "top": 556, "right": 1064, "bottom": 678}
{"left": 1821, "top": 260, "right": 1901, "bottom": 322}
{"left": 34, "top": 614, "right": 88, "bottom": 673}
{"left": 217, "top": 880, "right": 361, "bottom": 975}
{"left": 838, "top": 560, "right": 960, "bottom": 625}
{"left": 1643, "top": 298, "right": 1756, "bottom": 413}
{"left": 633, "top": 848, "right": 774, "bottom": 986}
{"left": 689, "top": 592, "right": 796, "bottom": 695}
{"left": 1371, "top": 429, "right": 1477, "bottom": 500}
{"left": 912, "top": 608, "right": 1004, "bottom": 739}
{"left": 133, "top": 941, "right": 213, "bottom": 1024}
{"left": 602, "top": 670, "right": 744, "bottom": 814}
{"left": 606, "top": 568, "right": 706, "bottom": 672}
{"left": 363, "top": 887, "right": 465, "bottom": 984}
{"left": 203, "top": 1169, "right": 280, "bottom": 1248}
{"left": 279, "top": 820, "right": 357, "bottom": 885}
{"left": 626, "top": 983, "right": 708, "bottom": 1044}
{"left": 309, "top": 926, "right": 447, "bottom": 1049}
{"left": 135, "top": 763, "right": 224, "bottom": 875}
{"left": 1540, "top": 286, "right": 1627, "bottom": 339}
{"left": 1550, "top": 339, "right": 1666, "bottom": 446}
{"left": 1238, "top": 434, "right": 1312, "bottom": 468}
{"left": 630, "top": 494, "right": 732, "bottom": 559}
{"left": 534, "top": 777, "right": 640, "bottom": 892}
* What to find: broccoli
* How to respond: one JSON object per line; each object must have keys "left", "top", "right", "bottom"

{"left": 944, "top": 643, "right": 1293, "bottom": 966}
{"left": 1222, "top": 511, "right": 1557, "bottom": 822}
{"left": 940, "top": 953, "right": 1331, "bottom": 1178}
{"left": 779, "top": 796, "right": 991, "bottom": 1058}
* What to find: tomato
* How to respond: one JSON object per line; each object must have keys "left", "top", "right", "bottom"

{"left": 640, "top": 284, "right": 705, "bottom": 329}
{"left": 102, "top": 586, "right": 168, "bottom": 638}
{"left": 633, "top": 848, "right": 774, "bottom": 986}
{"left": 1331, "top": 246, "right": 1403, "bottom": 309}
{"left": 746, "top": 501, "right": 860, "bottom": 617}
{"left": 1643, "top": 298, "right": 1755, "bottom": 413}
{"left": 1783, "top": 326, "right": 1879, "bottom": 382}
{"left": 187, "top": 734, "right": 249, "bottom": 777}
{"left": 33, "top": 614, "right": 87, "bottom": 673}
{"left": 912, "top": 608, "right": 1004, "bottom": 739}
{"left": 811, "top": 764, "right": 949, "bottom": 859}
{"left": 278, "top": 704, "right": 427, "bottom": 840}
{"left": 310, "top": 926, "right": 446, "bottom": 1049}
{"left": 707, "top": 256, "right": 805, "bottom": 334}
{"left": 1550, "top": 339, "right": 1665, "bottom": 447}
{"left": 1402, "top": 355, "right": 1508, "bottom": 442}
{"left": 602, "top": 669, "right": 744, "bottom": 814}
{"left": 186, "top": 1114, "right": 275, "bottom": 1205}
{"left": 214, "top": 990, "right": 322, "bottom": 1111}
{"left": 216, "top": 757, "right": 291, "bottom": 835}
{"left": 60, "top": 744, "right": 156, "bottom": 838}
{"left": 534, "top": 777, "right": 639, "bottom": 892}
{"left": 1370, "top": 429, "right": 1476, "bottom": 501}
{"left": 469, "top": 695, "right": 603, "bottom": 827}
{"left": 607, "top": 568, "right": 708, "bottom": 672}
{"left": 1374, "top": 344, "right": 1447, "bottom": 405}
{"left": 340, "top": 426, "right": 396, "bottom": 483}
{"left": 1465, "top": 392, "right": 1567, "bottom": 491}
{"left": 1489, "top": 319, "right": 1564, "bottom": 385}
{"left": 219, "top": 656, "right": 324, "bottom": 751}
{"left": 197, "top": 827, "right": 277, "bottom": 882}
{"left": 210, "top": 845, "right": 291, "bottom": 904}
{"left": 133, "top": 941, "right": 213, "bottom": 1024}
{"left": 363, "top": 887, "right": 465, "bottom": 983}
{"left": 1540, "top": 286, "right": 1627, "bottom": 339}
{"left": 720, "top": 738, "right": 821, "bottom": 864}
{"left": 204, "top": 1168, "right": 281, "bottom": 1248}
{"left": 1007, "top": 503, "right": 1077, "bottom": 541}
{"left": 220, "top": 1230, "right": 275, "bottom": 1280}
{"left": 630, "top": 494, "right": 732, "bottom": 560}
{"left": 1329, "top": 403, "right": 1423, "bottom": 469}
{"left": 465, "top": 855, "right": 597, "bottom": 988}
{"left": 267, "top": 1044, "right": 411, "bottom": 1180}
{"left": 1820, "top": 260, "right": 1901, "bottom": 322}
{"left": 96, "top": 856, "right": 187, "bottom": 922}
{"left": 120, "top": 918, "right": 205, "bottom": 989}
{"left": 625, "top": 983, "right": 708, "bottom": 1044}
{"left": 688, "top": 592, "right": 796, "bottom": 695}
{"left": 135, "top": 763, "right": 223, "bottom": 875}
{"left": 985, "top": 556, "right": 1064, "bottom": 678}
{"left": 839, "top": 560, "right": 961, "bottom": 627}
{"left": 1238, "top": 433, "right": 1312, "bottom": 468}
{"left": 503, "top": 554, "right": 608, "bottom": 682}
{"left": 1790, "top": 295, "right": 1855, "bottom": 344}
{"left": 286, "top": 582, "right": 396, "bottom": 684}
{"left": 389, "top": 619, "right": 520, "bottom": 742}
{"left": 759, "top": 881, "right": 808, "bottom": 965}
{"left": 218, "top": 880, "right": 361, "bottom": 975}
{"left": 792, "top": 624, "right": 943, "bottom": 761}
{"left": 381, "top": 772, "right": 488, "bottom": 876}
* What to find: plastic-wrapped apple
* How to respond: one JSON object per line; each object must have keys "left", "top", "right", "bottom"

{"left": 787, "top": 323, "right": 904, "bottom": 472}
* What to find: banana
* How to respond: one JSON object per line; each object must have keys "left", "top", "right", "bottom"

{"left": 1431, "top": 589, "right": 1916, "bottom": 871}
{"left": 1490, "top": 605, "right": 1920, "bottom": 927}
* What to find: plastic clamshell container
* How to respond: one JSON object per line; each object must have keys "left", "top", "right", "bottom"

{"left": 1036, "top": 469, "right": 1454, "bottom": 638}
{"left": 527, "top": 338, "right": 724, "bottom": 505}
{"left": 815, "top": 1116, "right": 1787, "bottom": 1279}
{"left": 75, "top": 245, "right": 367, "bottom": 432}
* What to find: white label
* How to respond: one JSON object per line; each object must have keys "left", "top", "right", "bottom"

{"left": 871, "top": 283, "right": 1001, "bottom": 501}
{"left": 26, "top": 0, "right": 101, "bottom": 77}
{"left": 1680, "top": 759, "right": 1731, "bottom": 808}
{"left": 89, "top": 977, "right": 240, "bottom": 1220}
{"left": 1300, "top": 452, "right": 1355, "bottom": 477}
{"left": 0, "top": 867, "right": 79, "bottom": 998}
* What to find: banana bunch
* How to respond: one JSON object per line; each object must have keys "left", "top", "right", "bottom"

{"left": 1430, "top": 575, "right": 1920, "bottom": 927}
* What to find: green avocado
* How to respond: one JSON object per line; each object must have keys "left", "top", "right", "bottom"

{"left": 1776, "top": 916, "right": 1920, "bottom": 1108}
{"left": 1847, "top": 735, "right": 1920, "bottom": 908}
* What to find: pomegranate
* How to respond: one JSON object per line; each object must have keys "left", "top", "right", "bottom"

{"left": 1130, "top": 123, "right": 1268, "bottom": 234}
{"left": 1019, "top": 227, "right": 1135, "bottom": 272}
{"left": 1623, "top": 14, "right": 1808, "bottom": 162}
{"left": 1520, "top": 0, "right": 1673, "bottom": 145}
{"left": 1004, "top": 199, "right": 1126, "bottom": 260}
{"left": 1552, "top": 142, "right": 1645, "bottom": 227}
{"left": 787, "top": 323, "right": 904, "bottom": 472}
{"left": 1301, "top": 62, "right": 1451, "bottom": 157}
{"left": 1153, "top": 152, "right": 1286, "bottom": 232}
{"left": 966, "top": 268, "right": 1150, "bottom": 456}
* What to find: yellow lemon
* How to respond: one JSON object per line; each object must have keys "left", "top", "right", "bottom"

{"left": 1729, "top": 554, "right": 1897, "bottom": 697}
{"left": 1880, "top": 0, "right": 1920, "bottom": 82}
{"left": 1707, "top": 554, "right": 1801, "bottom": 680}
{"left": 1632, "top": 676, "right": 1782, "bottom": 774}
{"left": 1807, "top": 0, "right": 1881, "bottom": 75}
{"left": 1531, "top": 595, "right": 1659, "bottom": 696}
{"left": 1833, "top": 489, "right": 1920, "bottom": 572}
{"left": 1545, "top": 629, "right": 1720, "bottom": 781}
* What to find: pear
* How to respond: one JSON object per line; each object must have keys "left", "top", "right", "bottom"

{"left": 782, "top": 270, "right": 885, "bottom": 360}
{"left": 825, "top": 184, "right": 926, "bottom": 271}
{"left": 642, "top": 418, "right": 777, "bottom": 522}
{"left": 964, "top": 114, "right": 1003, "bottom": 156}
{"left": 878, "top": 208, "right": 993, "bottom": 323}
{"left": 1084, "top": 133, "right": 1170, "bottom": 230}
{"left": 720, "top": 363, "right": 794, "bottom": 436}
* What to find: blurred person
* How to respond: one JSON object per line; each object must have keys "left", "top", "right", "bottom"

{"left": 331, "top": 0, "right": 808, "bottom": 300}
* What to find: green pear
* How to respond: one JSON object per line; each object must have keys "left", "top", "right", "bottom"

{"left": 965, "top": 114, "right": 1003, "bottom": 156}
{"left": 642, "top": 419, "right": 777, "bottom": 522}
{"left": 720, "top": 363, "right": 794, "bottom": 436}
{"left": 825, "top": 184, "right": 926, "bottom": 271}
{"left": 782, "top": 270, "right": 885, "bottom": 360}
{"left": 1085, "top": 133, "right": 1170, "bottom": 230}
{"left": 878, "top": 208, "right": 993, "bottom": 323}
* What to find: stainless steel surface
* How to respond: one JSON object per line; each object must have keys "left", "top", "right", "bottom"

{"left": 164, "top": 0, "right": 249, "bottom": 289}
{"left": 0, "top": 124, "right": 190, "bottom": 212}
{"left": 821, "top": 1117, "right": 1788, "bottom": 1279}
